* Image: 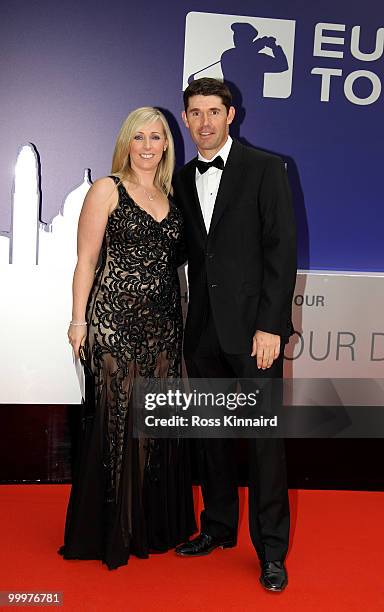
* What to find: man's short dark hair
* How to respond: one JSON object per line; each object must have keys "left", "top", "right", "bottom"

{"left": 183, "top": 78, "right": 232, "bottom": 113}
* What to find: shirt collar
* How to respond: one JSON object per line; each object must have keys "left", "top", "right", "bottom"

{"left": 197, "top": 135, "right": 233, "bottom": 167}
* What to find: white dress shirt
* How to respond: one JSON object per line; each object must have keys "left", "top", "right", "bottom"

{"left": 195, "top": 136, "right": 233, "bottom": 232}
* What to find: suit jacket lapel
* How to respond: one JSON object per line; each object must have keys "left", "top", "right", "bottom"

{"left": 185, "top": 159, "right": 207, "bottom": 239}
{"left": 209, "top": 140, "right": 244, "bottom": 236}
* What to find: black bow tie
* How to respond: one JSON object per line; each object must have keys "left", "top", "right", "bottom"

{"left": 196, "top": 156, "right": 225, "bottom": 174}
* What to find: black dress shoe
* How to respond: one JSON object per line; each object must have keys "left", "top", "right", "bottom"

{"left": 259, "top": 561, "right": 288, "bottom": 592}
{"left": 175, "top": 533, "right": 236, "bottom": 557}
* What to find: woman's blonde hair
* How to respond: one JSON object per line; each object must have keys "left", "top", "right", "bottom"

{"left": 111, "top": 107, "right": 175, "bottom": 195}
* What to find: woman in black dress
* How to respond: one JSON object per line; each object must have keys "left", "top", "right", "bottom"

{"left": 60, "top": 107, "right": 195, "bottom": 570}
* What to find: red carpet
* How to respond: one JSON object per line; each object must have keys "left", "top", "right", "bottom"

{"left": 1, "top": 485, "right": 384, "bottom": 611}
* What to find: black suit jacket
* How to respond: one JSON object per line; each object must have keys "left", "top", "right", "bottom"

{"left": 173, "top": 139, "right": 297, "bottom": 355}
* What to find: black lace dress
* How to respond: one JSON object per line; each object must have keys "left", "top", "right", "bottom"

{"left": 59, "top": 177, "right": 196, "bottom": 569}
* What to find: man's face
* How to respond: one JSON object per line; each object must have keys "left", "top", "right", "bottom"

{"left": 182, "top": 94, "right": 235, "bottom": 159}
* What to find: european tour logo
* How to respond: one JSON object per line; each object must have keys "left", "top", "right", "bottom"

{"left": 182, "top": 11, "right": 296, "bottom": 100}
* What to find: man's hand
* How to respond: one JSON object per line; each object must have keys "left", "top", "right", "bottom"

{"left": 251, "top": 330, "right": 280, "bottom": 370}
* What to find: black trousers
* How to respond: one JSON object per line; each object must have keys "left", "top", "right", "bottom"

{"left": 184, "top": 307, "right": 290, "bottom": 562}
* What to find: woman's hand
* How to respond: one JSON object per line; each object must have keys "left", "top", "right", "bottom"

{"left": 68, "top": 323, "right": 87, "bottom": 359}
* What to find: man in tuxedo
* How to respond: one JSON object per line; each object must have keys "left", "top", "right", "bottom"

{"left": 173, "top": 78, "right": 296, "bottom": 592}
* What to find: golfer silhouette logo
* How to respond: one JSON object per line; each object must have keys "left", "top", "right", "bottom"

{"left": 183, "top": 13, "right": 296, "bottom": 99}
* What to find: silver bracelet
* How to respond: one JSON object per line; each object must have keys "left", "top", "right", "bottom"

{"left": 70, "top": 321, "right": 87, "bottom": 326}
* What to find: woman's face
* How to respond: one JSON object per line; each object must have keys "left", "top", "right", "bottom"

{"left": 129, "top": 119, "right": 167, "bottom": 173}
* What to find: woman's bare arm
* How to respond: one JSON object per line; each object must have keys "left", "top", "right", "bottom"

{"left": 68, "top": 177, "right": 117, "bottom": 357}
